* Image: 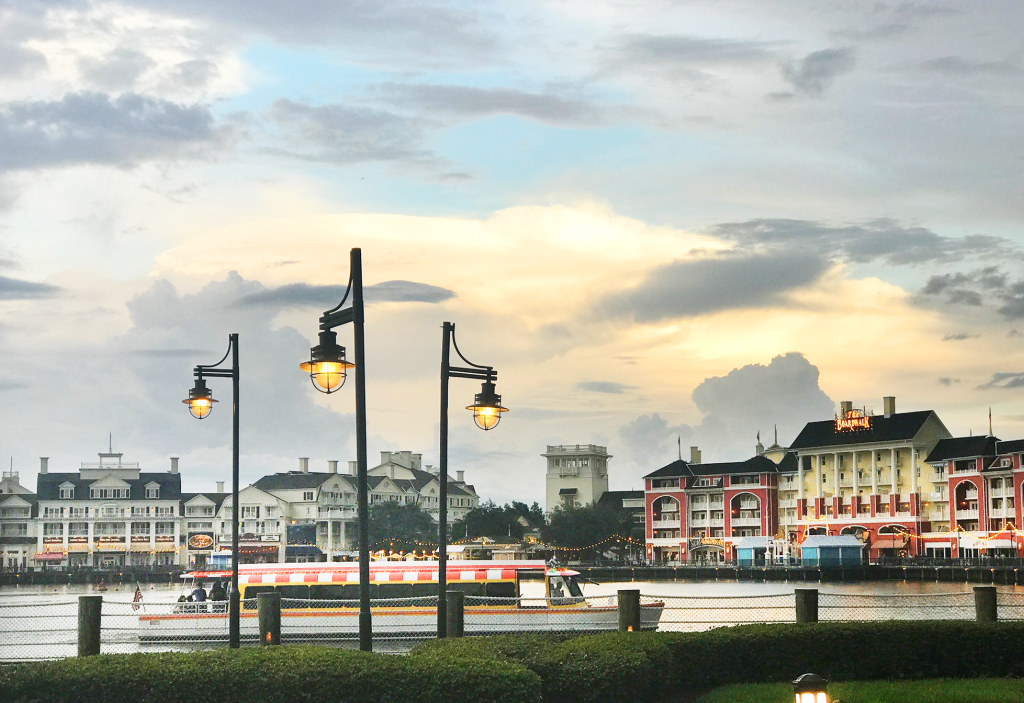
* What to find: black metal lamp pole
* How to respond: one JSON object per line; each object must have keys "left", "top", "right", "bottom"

{"left": 183, "top": 333, "right": 241, "bottom": 649}
{"left": 300, "top": 248, "right": 371, "bottom": 651}
{"left": 438, "top": 321, "right": 508, "bottom": 637}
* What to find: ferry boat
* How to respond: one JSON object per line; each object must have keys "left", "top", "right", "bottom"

{"left": 138, "top": 560, "right": 663, "bottom": 642}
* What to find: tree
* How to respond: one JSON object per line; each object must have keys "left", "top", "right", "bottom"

{"left": 451, "top": 500, "right": 525, "bottom": 541}
{"left": 542, "top": 502, "right": 631, "bottom": 561}
{"left": 367, "top": 501, "right": 435, "bottom": 553}
{"left": 511, "top": 501, "right": 546, "bottom": 529}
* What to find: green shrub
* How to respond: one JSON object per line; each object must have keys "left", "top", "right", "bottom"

{"left": 0, "top": 646, "right": 542, "bottom": 703}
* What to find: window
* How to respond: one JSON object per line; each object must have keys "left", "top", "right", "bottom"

{"left": 188, "top": 521, "right": 213, "bottom": 530}
{"left": 131, "top": 506, "right": 149, "bottom": 517}
{"left": 43, "top": 523, "right": 63, "bottom": 536}
{"left": 303, "top": 491, "right": 314, "bottom": 501}
{"left": 146, "top": 486, "right": 160, "bottom": 499}
{"left": 155, "top": 522, "right": 175, "bottom": 535}
{"left": 59, "top": 485, "right": 74, "bottom": 499}
{"left": 242, "top": 506, "right": 260, "bottom": 518}
{"left": 132, "top": 523, "right": 150, "bottom": 535}
{"left": 155, "top": 506, "right": 175, "bottom": 517}
{"left": 90, "top": 487, "right": 129, "bottom": 499}
{"left": 43, "top": 507, "right": 62, "bottom": 518}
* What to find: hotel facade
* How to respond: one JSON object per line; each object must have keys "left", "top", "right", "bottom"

{"left": 645, "top": 396, "right": 1024, "bottom": 563}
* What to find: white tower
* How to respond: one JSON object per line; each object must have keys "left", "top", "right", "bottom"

{"left": 543, "top": 444, "right": 611, "bottom": 513}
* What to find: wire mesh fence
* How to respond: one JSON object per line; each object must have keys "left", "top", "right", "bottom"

{"left": 649, "top": 592, "right": 796, "bottom": 631}
{"left": 997, "top": 590, "right": 1024, "bottom": 620}
{"left": 818, "top": 591, "right": 975, "bottom": 621}
{"left": 0, "top": 597, "right": 79, "bottom": 661}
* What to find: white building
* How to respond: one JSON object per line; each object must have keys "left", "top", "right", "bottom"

{"left": 544, "top": 444, "right": 611, "bottom": 512}
{"left": 0, "top": 469, "right": 35, "bottom": 570}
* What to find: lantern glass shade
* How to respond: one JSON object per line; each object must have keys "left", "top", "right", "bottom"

{"left": 300, "top": 359, "right": 355, "bottom": 393}
{"left": 182, "top": 380, "right": 217, "bottom": 419}
{"left": 466, "top": 380, "right": 508, "bottom": 431}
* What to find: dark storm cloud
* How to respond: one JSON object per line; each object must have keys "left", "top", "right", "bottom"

{"left": 779, "top": 47, "right": 856, "bottom": 97}
{"left": 977, "top": 372, "right": 1024, "bottom": 390}
{"left": 0, "top": 92, "right": 224, "bottom": 172}
{"left": 919, "top": 266, "right": 1024, "bottom": 319}
{"left": 711, "top": 219, "right": 1012, "bottom": 266}
{"left": 602, "top": 251, "right": 830, "bottom": 322}
{"left": 265, "top": 99, "right": 437, "bottom": 166}
{"left": 373, "top": 83, "right": 605, "bottom": 127}
{"left": 235, "top": 280, "right": 455, "bottom": 308}
{"left": 0, "top": 274, "right": 59, "bottom": 299}
{"left": 577, "top": 381, "right": 634, "bottom": 394}
{"left": 133, "top": 0, "right": 495, "bottom": 64}
{"left": 77, "top": 47, "right": 156, "bottom": 90}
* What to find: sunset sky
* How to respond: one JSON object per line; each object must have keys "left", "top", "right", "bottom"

{"left": 1, "top": 1, "right": 1022, "bottom": 505}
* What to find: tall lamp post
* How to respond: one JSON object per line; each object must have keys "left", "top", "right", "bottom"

{"left": 438, "top": 321, "right": 508, "bottom": 637}
{"left": 299, "top": 248, "right": 371, "bottom": 652}
{"left": 182, "top": 333, "right": 241, "bottom": 649}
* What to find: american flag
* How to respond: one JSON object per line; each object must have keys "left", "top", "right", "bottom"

{"left": 132, "top": 585, "right": 143, "bottom": 611}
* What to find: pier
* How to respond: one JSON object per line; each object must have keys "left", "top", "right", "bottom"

{"left": 578, "top": 564, "right": 1024, "bottom": 585}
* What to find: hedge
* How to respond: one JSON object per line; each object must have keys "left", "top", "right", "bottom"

{"left": 412, "top": 621, "right": 1024, "bottom": 703}
{"left": 0, "top": 646, "right": 542, "bottom": 703}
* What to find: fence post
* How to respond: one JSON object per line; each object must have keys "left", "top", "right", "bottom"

{"left": 445, "top": 590, "right": 464, "bottom": 638}
{"left": 618, "top": 589, "right": 641, "bottom": 632}
{"left": 78, "top": 595, "right": 102, "bottom": 657}
{"left": 794, "top": 588, "right": 818, "bottom": 623}
{"left": 258, "top": 591, "right": 281, "bottom": 645}
{"left": 974, "top": 585, "right": 997, "bottom": 622}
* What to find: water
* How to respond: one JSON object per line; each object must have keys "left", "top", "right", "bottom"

{"left": 2, "top": 579, "right": 1021, "bottom": 661}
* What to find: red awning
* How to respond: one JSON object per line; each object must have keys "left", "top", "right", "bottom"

{"left": 871, "top": 536, "right": 909, "bottom": 550}
{"left": 34, "top": 552, "right": 65, "bottom": 561}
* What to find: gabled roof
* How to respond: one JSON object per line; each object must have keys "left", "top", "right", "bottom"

{"left": 925, "top": 436, "right": 999, "bottom": 463}
{"left": 789, "top": 410, "right": 938, "bottom": 450}
{"left": 597, "top": 490, "right": 644, "bottom": 509}
{"left": 644, "top": 454, "right": 788, "bottom": 479}
{"left": 996, "top": 439, "right": 1024, "bottom": 454}
{"left": 180, "top": 492, "right": 229, "bottom": 509}
{"left": 36, "top": 472, "right": 182, "bottom": 501}
{"left": 252, "top": 472, "right": 334, "bottom": 491}
{"left": 643, "top": 460, "right": 691, "bottom": 479}
{"left": 776, "top": 452, "right": 799, "bottom": 472}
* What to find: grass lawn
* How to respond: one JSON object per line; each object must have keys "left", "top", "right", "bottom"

{"left": 694, "top": 678, "right": 1024, "bottom": 703}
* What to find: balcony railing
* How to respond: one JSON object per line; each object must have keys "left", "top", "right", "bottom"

{"left": 731, "top": 516, "right": 762, "bottom": 527}
{"left": 779, "top": 499, "right": 797, "bottom": 508}
{"left": 955, "top": 509, "right": 979, "bottom": 519}
{"left": 651, "top": 519, "right": 681, "bottom": 529}
{"left": 689, "top": 518, "right": 709, "bottom": 528}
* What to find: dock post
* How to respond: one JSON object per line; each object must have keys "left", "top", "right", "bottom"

{"left": 78, "top": 595, "right": 102, "bottom": 657}
{"left": 794, "top": 588, "right": 818, "bottom": 623}
{"left": 618, "top": 589, "right": 641, "bottom": 632}
{"left": 258, "top": 591, "right": 281, "bottom": 645}
{"left": 974, "top": 585, "right": 997, "bottom": 622}
{"left": 445, "top": 591, "right": 464, "bottom": 637}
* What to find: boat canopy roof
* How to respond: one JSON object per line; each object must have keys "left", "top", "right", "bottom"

{"left": 185, "top": 560, "right": 578, "bottom": 581}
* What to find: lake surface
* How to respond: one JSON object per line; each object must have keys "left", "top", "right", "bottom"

{"left": 2, "top": 579, "right": 1021, "bottom": 661}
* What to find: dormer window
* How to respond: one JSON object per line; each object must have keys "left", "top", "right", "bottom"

{"left": 303, "top": 491, "right": 314, "bottom": 501}
{"left": 59, "top": 484, "right": 75, "bottom": 499}
{"left": 90, "top": 487, "right": 129, "bottom": 499}
{"left": 146, "top": 485, "right": 160, "bottom": 499}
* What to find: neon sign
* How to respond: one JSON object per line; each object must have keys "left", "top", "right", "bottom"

{"left": 835, "top": 409, "right": 871, "bottom": 432}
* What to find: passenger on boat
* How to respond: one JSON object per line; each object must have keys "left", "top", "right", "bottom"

{"left": 209, "top": 582, "right": 226, "bottom": 601}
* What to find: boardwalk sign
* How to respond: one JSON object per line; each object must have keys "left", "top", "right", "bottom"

{"left": 835, "top": 410, "right": 871, "bottom": 432}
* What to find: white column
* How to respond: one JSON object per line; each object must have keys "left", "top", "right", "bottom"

{"left": 798, "top": 457, "right": 805, "bottom": 501}
{"left": 833, "top": 453, "right": 840, "bottom": 496}
{"left": 890, "top": 448, "right": 898, "bottom": 499}
{"left": 852, "top": 451, "right": 859, "bottom": 494}
{"left": 815, "top": 455, "right": 822, "bottom": 498}
{"left": 871, "top": 451, "right": 878, "bottom": 495}
{"left": 910, "top": 447, "right": 919, "bottom": 495}
{"left": 327, "top": 516, "right": 333, "bottom": 563}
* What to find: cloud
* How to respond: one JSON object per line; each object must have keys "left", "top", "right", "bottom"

{"left": 919, "top": 56, "right": 1020, "bottom": 77}
{"left": 264, "top": 99, "right": 437, "bottom": 167}
{"left": 0, "top": 40, "right": 47, "bottom": 79}
{"left": 942, "top": 332, "right": 978, "bottom": 341}
{"left": 938, "top": 377, "right": 961, "bottom": 386}
{"left": 0, "top": 92, "right": 225, "bottom": 172}
{"left": 373, "top": 83, "right": 606, "bottom": 127}
{"left": 602, "top": 250, "right": 830, "bottom": 322}
{"left": 919, "top": 266, "right": 1024, "bottom": 319}
{"left": 235, "top": 280, "right": 455, "bottom": 308}
{"left": 610, "top": 34, "right": 782, "bottom": 72}
{"left": 711, "top": 219, "right": 1010, "bottom": 266}
{"left": 977, "top": 372, "right": 1024, "bottom": 390}
{"left": 689, "top": 352, "right": 835, "bottom": 461}
{"left": 617, "top": 413, "right": 692, "bottom": 470}
{"left": 0, "top": 274, "right": 60, "bottom": 299}
{"left": 779, "top": 47, "right": 856, "bottom": 97}
{"left": 577, "top": 381, "right": 634, "bottom": 394}
{"left": 77, "top": 48, "right": 157, "bottom": 91}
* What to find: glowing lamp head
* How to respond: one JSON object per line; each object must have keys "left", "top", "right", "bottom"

{"left": 183, "top": 378, "right": 217, "bottom": 419}
{"left": 466, "top": 380, "right": 508, "bottom": 431}
{"left": 300, "top": 330, "right": 355, "bottom": 394}
{"left": 793, "top": 673, "right": 828, "bottom": 703}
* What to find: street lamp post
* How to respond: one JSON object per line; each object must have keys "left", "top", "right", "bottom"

{"left": 437, "top": 321, "right": 508, "bottom": 637}
{"left": 182, "top": 333, "right": 241, "bottom": 649}
{"left": 299, "top": 248, "right": 371, "bottom": 652}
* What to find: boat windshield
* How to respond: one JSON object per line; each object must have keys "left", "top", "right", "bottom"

{"left": 548, "top": 575, "right": 583, "bottom": 600}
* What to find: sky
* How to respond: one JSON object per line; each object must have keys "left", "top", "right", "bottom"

{"left": 1, "top": 0, "right": 1023, "bottom": 506}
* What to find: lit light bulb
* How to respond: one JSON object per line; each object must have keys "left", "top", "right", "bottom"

{"left": 311, "top": 361, "right": 347, "bottom": 392}
{"left": 189, "top": 398, "right": 213, "bottom": 419}
{"left": 474, "top": 406, "right": 500, "bottom": 430}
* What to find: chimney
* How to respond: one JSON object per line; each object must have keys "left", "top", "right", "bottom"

{"left": 216, "top": 481, "right": 224, "bottom": 493}
{"left": 328, "top": 460, "right": 338, "bottom": 474}
{"left": 39, "top": 457, "right": 48, "bottom": 474}
{"left": 883, "top": 396, "right": 896, "bottom": 418}
{"left": 412, "top": 453, "right": 422, "bottom": 470}
{"left": 840, "top": 401, "right": 853, "bottom": 417}
{"left": 299, "top": 457, "right": 309, "bottom": 473}
{"left": 456, "top": 470, "right": 465, "bottom": 482}
{"left": 170, "top": 457, "right": 179, "bottom": 474}
{"left": 348, "top": 461, "right": 357, "bottom": 476}
{"left": 690, "top": 446, "right": 701, "bottom": 464}
{"left": 380, "top": 451, "right": 392, "bottom": 464}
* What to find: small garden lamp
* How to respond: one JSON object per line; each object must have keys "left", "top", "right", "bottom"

{"left": 182, "top": 378, "right": 217, "bottom": 419}
{"left": 793, "top": 673, "right": 828, "bottom": 703}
